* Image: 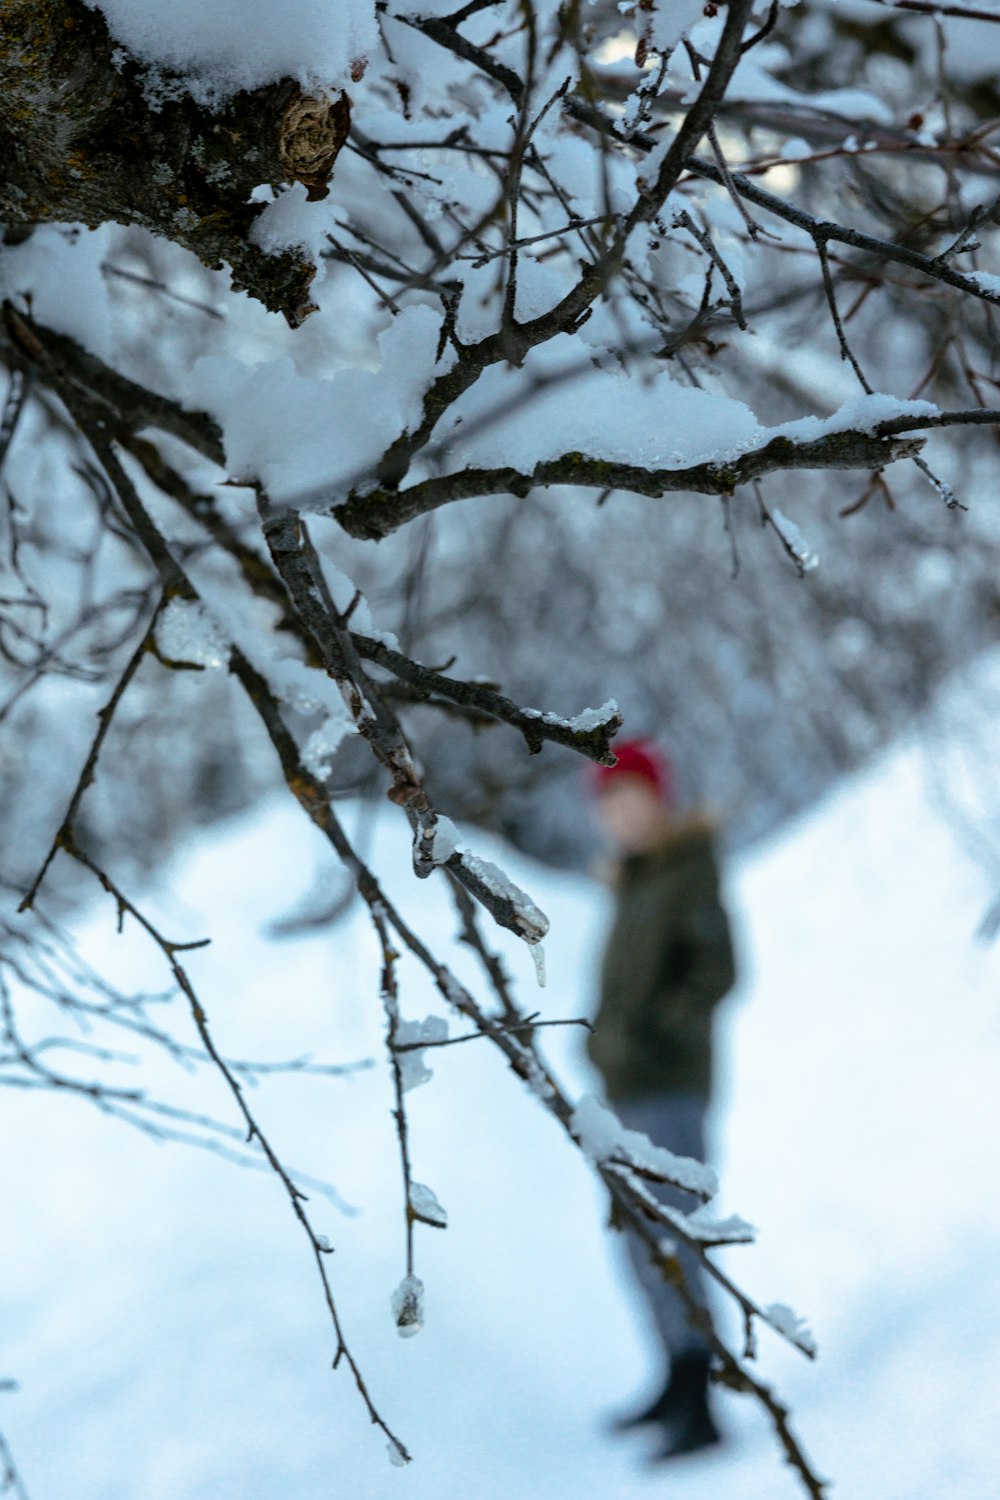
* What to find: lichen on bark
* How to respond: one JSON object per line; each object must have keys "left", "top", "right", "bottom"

{"left": 0, "top": 0, "right": 351, "bottom": 324}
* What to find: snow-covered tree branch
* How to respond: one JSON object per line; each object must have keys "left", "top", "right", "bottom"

{"left": 6, "top": 0, "right": 1000, "bottom": 1493}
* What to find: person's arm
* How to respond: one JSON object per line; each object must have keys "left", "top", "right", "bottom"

{"left": 650, "top": 870, "right": 736, "bottom": 1026}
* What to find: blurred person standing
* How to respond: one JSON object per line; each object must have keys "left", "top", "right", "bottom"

{"left": 587, "top": 740, "right": 736, "bottom": 1462}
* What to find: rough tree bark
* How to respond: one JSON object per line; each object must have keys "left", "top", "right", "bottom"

{"left": 0, "top": 0, "right": 350, "bottom": 324}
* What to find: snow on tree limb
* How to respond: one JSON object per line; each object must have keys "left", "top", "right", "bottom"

{"left": 332, "top": 428, "right": 929, "bottom": 539}
{"left": 10, "top": 0, "right": 1000, "bottom": 1493}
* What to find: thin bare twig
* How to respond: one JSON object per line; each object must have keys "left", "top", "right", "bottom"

{"left": 62, "top": 839, "right": 410, "bottom": 1463}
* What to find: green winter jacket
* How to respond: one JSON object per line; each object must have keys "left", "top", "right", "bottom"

{"left": 587, "top": 819, "right": 736, "bottom": 1100}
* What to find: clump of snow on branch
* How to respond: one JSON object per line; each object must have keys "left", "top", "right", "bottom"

{"left": 673, "top": 1203, "right": 757, "bottom": 1247}
{"left": 428, "top": 815, "right": 462, "bottom": 865}
{"left": 968, "top": 271, "right": 1000, "bottom": 299}
{"left": 250, "top": 185, "right": 340, "bottom": 262}
{"left": 523, "top": 699, "right": 620, "bottom": 733}
{"left": 444, "top": 350, "right": 942, "bottom": 477}
{"left": 764, "top": 1302, "right": 818, "bottom": 1357}
{"left": 190, "top": 306, "right": 449, "bottom": 500}
{"left": 571, "top": 1095, "right": 718, "bottom": 1198}
{"left": 780, "top": 137, "right": 814, "bottom": 162}
{"left": 300, "top": 717, "right": 350, "bottom": 779}
{"left": 155, "top": 599, "right": 229, "bottom": 669}
{"left": 394, "top": 1015, "right": 448, "bottom": 1093}
{"left": 772, "top": 395, "right": 939, "bottom": 444}
{"left": 635, "top": 0, "right": 707, "bottom": 55}
{"left": 409, "top": 1182, "right": 448, "bottom": 1229}
{"left": 442, "top": 336, "right": 762, "bottom": 473}
{"left": 390, "top": 1273, "right": 425, "bottom": 1338}
{"left": 88, "top": 0, "right": 376, "bottom": 102}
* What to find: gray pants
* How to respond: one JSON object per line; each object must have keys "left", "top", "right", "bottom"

{"left": 614, "top": 1090, "right": 713, "bottom": 1365}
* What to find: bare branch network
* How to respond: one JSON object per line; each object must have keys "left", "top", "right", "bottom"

{"left": 4, "top": 0, "right": 1000, "bottom": 1493}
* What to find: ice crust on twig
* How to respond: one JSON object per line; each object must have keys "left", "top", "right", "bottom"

{"left": 772, "top": 507, "right": 820, "bottom": 573}
{"left": 522, "top": 698, "right": 620, "bottom": 733}
{"left": 410, "top": 1182, "right": 448, "bottom": 1228}
{"left": 671, "top": 1203, "right": 757, "bottom": 1247}
{"left": 764, "top": 1302, "right": 819, "bottom": 1357}
{"left": 459, "top": 852, "right": 550, "bottom": 946}
{"left": 391, "top": 1273, "right": 425, "bottom": 1338}
{"left": 571, "top": 1095, "right": 718, "bottom": 1198}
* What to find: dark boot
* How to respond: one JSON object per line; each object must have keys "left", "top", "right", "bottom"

{"left": 648, "top": 1353, "right": 722, "bottom": 1462}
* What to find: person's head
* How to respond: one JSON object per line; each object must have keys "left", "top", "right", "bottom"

{"left": 590, "top": 740, "right": 676, "bottom": 853}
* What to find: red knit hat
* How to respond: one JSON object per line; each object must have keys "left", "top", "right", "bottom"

{"left": 591, "top": 739, "right": 674, "bottom": 804}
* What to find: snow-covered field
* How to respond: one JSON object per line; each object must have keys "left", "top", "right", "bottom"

{"left": 3, "top": 731, "right": 1000, "bottom": 1500}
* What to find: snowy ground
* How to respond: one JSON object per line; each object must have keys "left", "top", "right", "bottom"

{"left": 3, "top": 729, "right": 1000, "bottom": 1500}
